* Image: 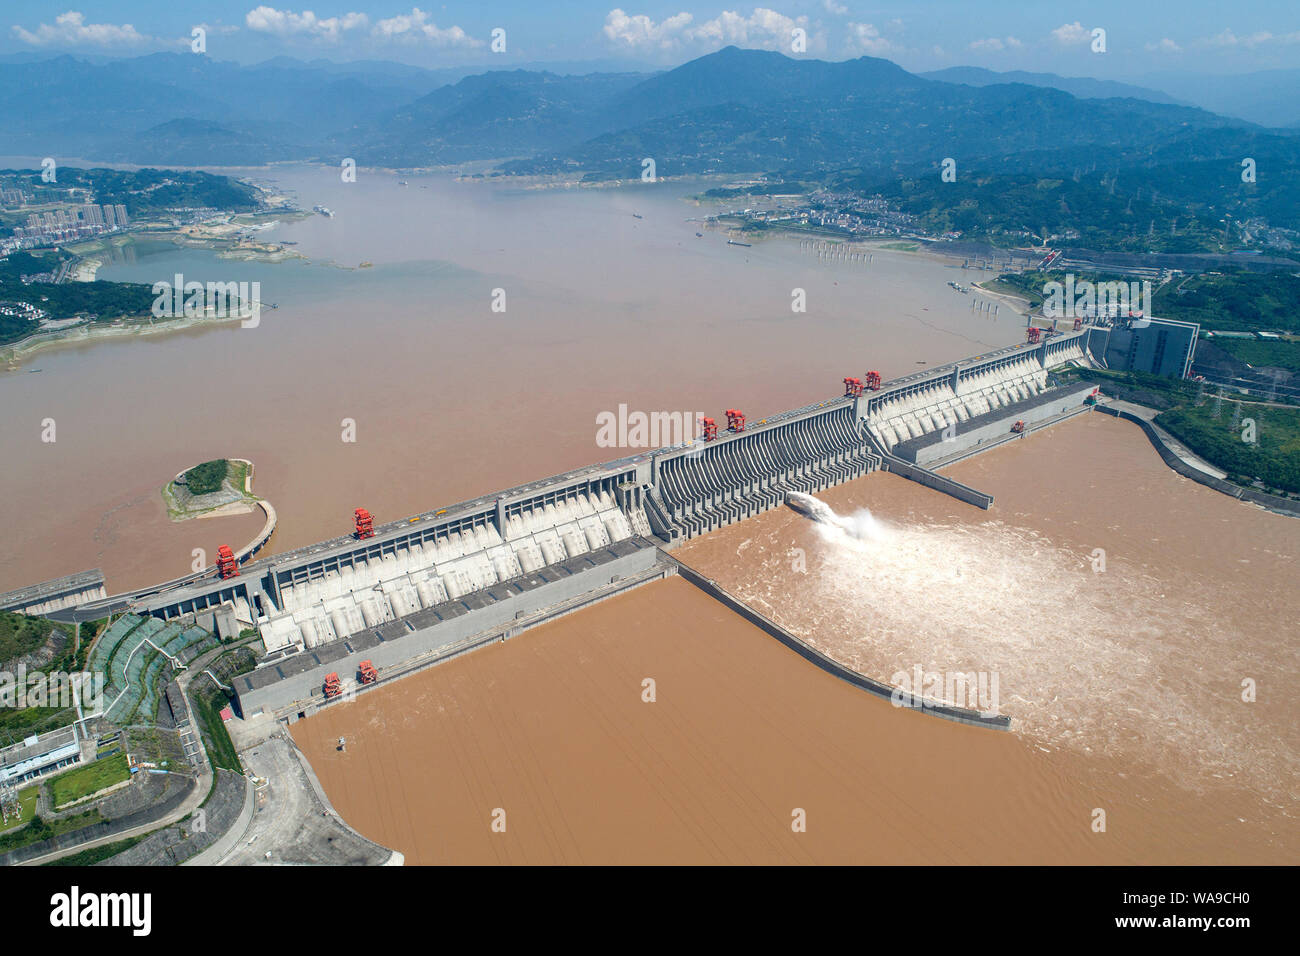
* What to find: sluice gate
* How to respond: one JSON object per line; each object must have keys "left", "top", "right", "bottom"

{"left": 650, "top": 401, "right": 882, "bottom": 540}
{"left": 26, "top": 331, "right": 1098, "bottom": 720}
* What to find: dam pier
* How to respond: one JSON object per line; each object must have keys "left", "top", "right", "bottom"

{"left": 5, "top": 330, "right": 1095, "bottom": 728}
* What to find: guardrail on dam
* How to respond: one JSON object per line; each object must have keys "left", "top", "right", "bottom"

{"left": 21, "top": 331, "right": 1097, "bottom": 720}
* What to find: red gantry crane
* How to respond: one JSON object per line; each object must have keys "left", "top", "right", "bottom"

{"left": 701, "top": 416, "right": 718, "bottom": 441}
{"left": 844, "top": 376, "right": 864, "bottom": 397}
{"left": 358, "top": 660, "right": 378, "bottom": 685}
{"left": 864, "top": 371, "right": 882, "bottom": 391}
{"left": 215, "top": 545, "right": 239, "bottom": 579}
{"left": 725, "top": 409, "right": 746, "bottom": 433}
{"left": 354, "top": 507, "right": 374, "bottom": 539}
{"left": 324, "top": 672, "right": 342, "bottom": 699}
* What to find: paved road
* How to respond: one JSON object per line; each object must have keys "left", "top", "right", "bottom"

{"left": 18, "top": 639, "right": 228, "bottom": 865}
{"left": 218, "top": 734, "right": 392, "bottom": 866}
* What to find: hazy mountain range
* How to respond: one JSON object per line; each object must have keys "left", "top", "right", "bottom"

{"left": 2, "top": 48, "right": 1297, "bottom": 244}
{"left": 3, "top": 48, "right": 1297, "bottom": 168}
{"left": 919, "top": 67, "right": 1189, "bottom": 107}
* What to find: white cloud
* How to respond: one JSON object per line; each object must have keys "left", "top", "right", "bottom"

{"left": 602, "top": 8, "right": 811, "bottom": 53}
{"left": 12, "top": 10, "right": 148, "bottom": 46}
{"left": 244, "top": 6, "right": 369, "bottom": 41}
{"left": 1144, "top": 37, "right": 1182, "bottom": 53}
{"left": 969, "top": 36, "right": 1021, "bottom": 52}
{"left": 372, "top": 7, "right": 480, "bottom": 46}
{"left": 1051, "top": 21, "right": 1091, "bottom": 45}
{"left": 846, "top": 22, "right": 893, "bottom": 55}
{"left": 822, "top": 0, "right": 848, "bottom": 15}
{"left": 603, "top": 9, "right": 695, "bottom": 48}
{"left": 690, "top": 8, "right": 808, "bottom": 48}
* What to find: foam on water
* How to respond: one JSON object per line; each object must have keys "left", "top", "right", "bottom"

{"left": 752, "top": 496, "right": 1297, "bottom": 802}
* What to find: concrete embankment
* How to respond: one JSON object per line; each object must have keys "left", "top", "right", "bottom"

{"left": 181, "top": 772, "right": 255, "bottom": 866}
{"left": 879, "top": 454, "right": 994, "bottom": 509}
{"left": 668, "top": 557, "right": 1012, "bottom": 731}
{"left": 1098, "top": 404, "right": 1300, "bottom": 518}
{"left": 236, "top": 499, "right": 277, "bottom": 562}
{"left": 48, "top": 497, "right": 277, "bottom": 622}
{"left": 249, "top": 543, "right": 674, "bottom": 723}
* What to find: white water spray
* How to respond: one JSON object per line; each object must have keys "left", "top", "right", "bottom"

{"left": 769, "top": 493, "right": 1297, "bottom": 799}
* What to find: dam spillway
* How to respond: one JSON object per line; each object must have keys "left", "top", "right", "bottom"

{"left": 648, "top": 400, "right": 881, "bottom": 540}
{"left": 11, "top": 330, "right": 1099, "bottom": 722}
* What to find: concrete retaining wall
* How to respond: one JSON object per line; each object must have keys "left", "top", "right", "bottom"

{"left": 2, "top": 772, "right": 197, "bottom": 866}
{"left": 669, "top": 558, "right": 1011, "bottom": 730}
{"left": 879, "top": 455, "right": 995, "bottom": 509}
{"left": 239, "top": 545, "right": 666, "bottom": 720}
{"left": 182, "top": 772, "right": 254, "bottom": 866}
{"left": 0, "top": 570, "right": 106, "bottom": 615}
{"left": 1098, "top": 406, "right": 1300, "bottom": 518}
{"left": 907, "top": 385, "right": 1097, "bottom": 468}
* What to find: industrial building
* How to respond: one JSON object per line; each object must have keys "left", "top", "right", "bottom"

{"left": 0, "top": 726, "right": 82, "bottom": 786}
{"left": 1088, "top": 316, "right": 1200, "bottom": 378}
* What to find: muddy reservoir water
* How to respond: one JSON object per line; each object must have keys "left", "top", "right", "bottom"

{"left": 1, "top": 167, "right": 1016, "bottom": 593}
{"left": 6, "top": 166, "right": 1293, "bottom": 863}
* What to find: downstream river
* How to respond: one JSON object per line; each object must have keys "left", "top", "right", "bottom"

{"left": 295, "top": 414, "right": 1297, "bottom": 863}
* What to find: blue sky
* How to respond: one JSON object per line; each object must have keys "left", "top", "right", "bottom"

{"left": 4, "top": 2, "right": 1299, "bottom": 76}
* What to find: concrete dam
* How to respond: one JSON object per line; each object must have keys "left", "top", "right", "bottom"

{"left": 9, "top": 330, "right": 1097, "bottom": 726}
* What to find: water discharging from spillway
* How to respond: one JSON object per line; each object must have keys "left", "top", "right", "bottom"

{"left": 757, "top": 492, "right": 1297, "bottom": 804}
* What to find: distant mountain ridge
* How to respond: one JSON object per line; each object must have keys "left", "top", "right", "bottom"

{"left": 1136, "top": 68, "right": 1300, "bottom": 128}
{"left": 1, "top": 47, "right": 1296, "bottom": 245}
{"left": 920, "top": 66, "right": 1189, "bottom": 107}
{"left": 500, "top": 48, "right": 1248, "bottom": 177}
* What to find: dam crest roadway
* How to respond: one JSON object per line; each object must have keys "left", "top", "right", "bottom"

{"left": 4, "top": 330, "right": 1095, "bottom": 728}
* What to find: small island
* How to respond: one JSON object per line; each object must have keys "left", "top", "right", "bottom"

{"left": 162, "top": 458, "right": 261, "bottom": 522}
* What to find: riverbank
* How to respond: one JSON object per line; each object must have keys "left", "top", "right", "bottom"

{"left": 1097, "top": 400, "right": 1300, "bottom": 517}
{"left": 1059, "top": 366, "right": 1300, "bottom": 498}
{"left": 1, "top": 310, "right": 249, "bottom": 371}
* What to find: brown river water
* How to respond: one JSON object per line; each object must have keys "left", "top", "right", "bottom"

{"left": 297, "top": 413, "right": 1296, "bottom": 864}
{"left": 4, "top": 166, "right": 1293, "bottom": 863}
{"left": 0, "top": 166, "right": 1015, "bottom": 593}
